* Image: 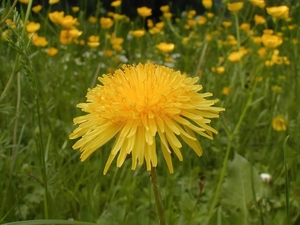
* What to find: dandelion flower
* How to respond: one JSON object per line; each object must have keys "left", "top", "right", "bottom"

{"left": 70, "top": 63, "right": 224, "bottom": 175}
{"left": 156, "top": 42, "right": 175, "bottom": 54}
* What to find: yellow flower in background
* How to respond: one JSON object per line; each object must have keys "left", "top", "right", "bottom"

{"left": 163, "top": 12, "right": 173, "bottom": 19}
{"left": 160, "top": 5, "right": 169, "bottom": 13}
{"left": 32, "top": 35, "right": 48, "bottom": 47}
{"left": 49, "top": 11, "right": 64, "bottom": 25}
{"left": 87, "top": 35, "right": 100, "bottom": 48}
{"left": 272, "top": 116, "right": 286, "bottom": 131}
{"left": 19, "top": 0, "right": 29, "bottom": 4}
{"left": 222, "top": 87, "right": 230, "bottom": 95}
{"left": 100, "top": 17, "right": 114, "bottom": 29}
{"left": 249, "top": 0, "right": 266, "bottom": 8}
{"left": 88, "top": 16, "right": 97, "bottom": 23}
{"left": 197, "top": 16, "right": 207, "bottom": 25}
{"left": 156, "top": 42, "right": 175, "bottom": 54}
{"left": 202, "top": 0, "right": 212, "bottom": 9}
{"left": 137, "top": 6, "right": 152, "bottom": 18}
{"left": 72, "top": 6, "right": 80, "bottom": 13}
{"left": 228, "top": 51, "right": 243, "bottom": 62}
{"left": 69, "top": 63, "right": 224, "bottom": 174}
{"left": 261, "top": 34, "right": 283, "bottom": 48}
{"left": 32, "top": 5, "right": 42, "bottom": 13}
{"left": 68, "top": 28, "right": 82, "bottom": 39}
{"left": 254, "top": 14, "right": 266, "bottom": 25}
{"left": 222, "top": 21, "right": 232, "bottom": 27}
{"left": 147, "top": 19, "right": 154, "bottom": 28}
{"left": 26, "top": 22, "right": 41, "bottom": 33}
{"left": 59, "top": 15, "right": 77, "bottom": 29}
{"left": 266, "top": 6, "right": 289, "bottom": 19}
{"left": 113, "top": 13, "right": 125, "bottom": 21}
{"left": 47, "top": 47, "right": 58, "bottom": 56}
{"left": 239, "top": 23, "right": 250, "bottom": 32}
{"left": 252, "top": 36, "right": 262, "bottom": 45}
{"left": 49, "top": 0, "right": 59, "bottom": 4}
{"left": 130, "top": 29, "right": 146, "bottom": 38}
{"left": 216, "top": 66, "right": 225, "bottom": 74}
{"left": 207, "top": 12, "right": 214, "bottom": 18}
{"left": 227, "top": 2, "right": 244, "bottom": 13}
{"left": 111, "top": 0, "right": 121, "bottom": 7}
{"left": 60, "top": 30, "right": 73, "bottom": 44}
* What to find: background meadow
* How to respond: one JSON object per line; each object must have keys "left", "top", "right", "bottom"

{"left": 0, "top": 0, "right": 300, "bottom": 224}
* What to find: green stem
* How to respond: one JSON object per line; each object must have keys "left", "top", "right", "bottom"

{"left": 150, "top": 167, "right": 166, "bottom": 225}
{"left": 208, "top": 77, "right": 259, "bottom": 220}
{"left": 283, "top": 136, "right": 290, "bottom": 225}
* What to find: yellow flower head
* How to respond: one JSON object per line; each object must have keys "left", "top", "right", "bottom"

{"left": 72, "top": 6, "right": 80, "bottom": 13}
{"left": 130, "top": 29, "right": 146, "bottom": 38}
{"left": 59, "top": 15, "right": 77, "bottom": 29}
{"left": 47, "top": 47, "right": 58, "bottom": 56}
{"left": 254, "top": 14, "right": 266, "bottom": 25}
{"left": 100, "top": 17, "right": 114, "bottom": 29}
{"left": 26, "top": 22, "right": 41, "bottom": 33}
{"left": 261, "top": 34, "right": 283, "bottom": 49}
{"left": 69, "top": 63, "right": 224, "bottom": 174}
{"left": 49, "top": 0, "right": 59, "bottom": 5}
{"left": 32, "top": 5, "right": 42, "bottom": 13}
{"left": 32, "top": 35, "right": 48, "bottom": 47}
{"left": 160, "top": 5, "right": 170, "bottom": 13}
{"left": 48, "top": 11, "right": 64, "bottom": 25}
{"left": 156, "top": 42, "right": 175, "bottom": 54}
{"left": 272, "top": 116, "right": 286, "bottom": 131}
{"left": 87, "top": 35, "right": 100, "bottom": 48}
{"left": 249, "top": 0, "right": 266, "bottom": 8}
{"left": 111, "top": 0, "right": 121, "bottom": 7}
{"left": 227, "top": 2, "right": 244, "bottom": 13}
{"left": 202, "top": 0, "right": 212, "bottom": 9}
{"left": 266, "top": 6, "right": 289, "bottom": 19}
{"left": 137, "top": 6, "right": 152, "bottom": 18}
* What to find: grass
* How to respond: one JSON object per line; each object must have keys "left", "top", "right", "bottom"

{"left": 1, "top": 0, "right": 300, "bottom": 224}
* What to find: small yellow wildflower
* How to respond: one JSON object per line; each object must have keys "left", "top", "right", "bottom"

{"left": 100, "top": 17, "right": 114, "bottom": 29}
{"left": 202, "top": 0, "right": 212, "bottom": 9}
{"left": 72, "top": 6, "right": 80, "bottom": 13}
{"left": 249, "top": 0, "right": 266, "bottom": 8}
{"left": 261, "top": 34, "right": 283, "bottom": 48}
{"left": 266, "top": 6, "right": 289, "bottom": 19}
{"left": 32, "top": 35, "right": 48, "bottom": 47}
{"left": 222, "top": 87, "right": 230, "bottom": 95}
{"left": 48, "top": 11, "right": 64, "bottom": 25}
{"left": 227, "top": 2, "right": 244, "bottom": 13}
{"left": 49, "top": 0, "right": 59, "bottom": 5}
{"left": 87, "top": 35, "right": 100, "bottom": 48}
{"left": 160, "top": 5, "right": 169, "bottom": 13}
{"left": 88, "top": 16, "right": 97, "bottom": 24}
{"left": 137, "top": 6, "right": 152, "bottom": 18}
{"left": 111, "top": 0, "right": 121, "bottom": 7}
{"left": 272, "top": 116, "right": 286, "bottom": 131}
{"left": 254, "top": 14, "right": 266, "bottom": 25}
{"left": 47, "top": 47, "right": 58, "bottom": 56}
{"left": 130, "top": 29, "right": 146, "bottom": 38}
{"left": 156, "top": 42, "right": 175, "bottom": 54}
{"left": 32, "top": 5, "right": 42, "bottom": 13}
{"left": 26, "top": 22, "right": 41, "bottom": 33}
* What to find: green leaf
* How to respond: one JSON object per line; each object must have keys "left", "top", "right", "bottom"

{"left": 221, "top": 153, "right": 262, "bottom": 224}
